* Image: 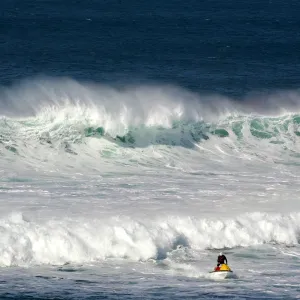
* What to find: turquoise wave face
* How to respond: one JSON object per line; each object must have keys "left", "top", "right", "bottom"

{"left": 83, "top": 122, "right": 217, "bottom": 147}
{"left": 82, "top": 114, "right": 300, "bottom": 146}
{"left": 0, "top": 113, "right": 300, "bottom": 160}
{"left": 229, "top": 115, "right": 300, "bottom": 141}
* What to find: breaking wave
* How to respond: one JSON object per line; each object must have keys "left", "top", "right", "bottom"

{"left": 1, "top": 78, "right": 300, "bottom": 164}
{"left": 0, "top": 212, "right": 299, "bottom": 267}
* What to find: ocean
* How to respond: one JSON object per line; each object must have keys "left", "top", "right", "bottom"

{"left": 1, "top": 0, "right": 300, "bottom": 299}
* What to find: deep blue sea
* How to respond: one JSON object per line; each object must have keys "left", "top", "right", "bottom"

{"left": 1, "top": 1, "right": 300, "bottom": 299}
{"left": 2, "top": 0, "right": 300, "bottom": 95}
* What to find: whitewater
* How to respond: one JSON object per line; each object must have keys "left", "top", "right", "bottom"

{"left": 0, "top": 79, "right": 300, "bottom": 298}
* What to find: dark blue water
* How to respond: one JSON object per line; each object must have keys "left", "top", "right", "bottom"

{"left": 1, "top": 0, "right": 300, "bottom": 96}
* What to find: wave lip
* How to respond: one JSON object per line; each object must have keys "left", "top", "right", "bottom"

{"left": 0, "top": 212, "right": 299, "bottom": 267}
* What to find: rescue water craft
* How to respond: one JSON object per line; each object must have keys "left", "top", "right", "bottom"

{"left": 209, "top": 264, "right": 237, "bottom": 279}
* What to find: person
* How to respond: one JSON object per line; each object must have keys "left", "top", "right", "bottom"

{"left": 217, "top": 252, "right": 227, "bottom": 266}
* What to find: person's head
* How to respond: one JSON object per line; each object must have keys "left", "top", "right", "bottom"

{"left": 219, "top": 252, "right": 223, "bottom": 256}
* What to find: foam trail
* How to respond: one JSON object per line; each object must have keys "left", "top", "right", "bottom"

{"left": 0, "top": 212, "right": 299, "bottom": 267}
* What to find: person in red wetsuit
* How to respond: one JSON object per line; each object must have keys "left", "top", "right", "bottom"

{"left": 217, "top": 252, "right": 227, "bottom": 267}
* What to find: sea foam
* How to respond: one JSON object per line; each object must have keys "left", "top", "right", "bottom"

{"left": 0, "top": 212, "right": 299, "bottom": 267}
